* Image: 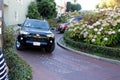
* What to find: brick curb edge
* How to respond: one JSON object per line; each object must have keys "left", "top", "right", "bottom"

{"left": 57, "top": 37, "right": 120, "bottom": 66}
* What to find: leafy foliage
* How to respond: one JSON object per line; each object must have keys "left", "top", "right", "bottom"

{"left": 37, "top": 0, "right": 57, "bottom": 19}
{"left": 47, "top": 19, "right": 58, "bottom": 27}
{"left": 66, "top": 2, "right": 82, "bottom": 12}
{"left": 66, "top": 2, "right": 72, "bottom": 12}
{"left": 3, "top": 26, "right": 32, "bottom": 80}
{"left": 26, "top": 2, "right": 40, "bottom": 19}
{"left": 64, "top": 33, "right": 120, "bottom": 60}
{"left": 66, "top": 9, "right": 120, "bottom": 46}
{"left": 4, "top": 48, "right": 32, "bottom": 80}
{"left": 71, "top": 3, "right": 81, "bottom": 12}
{"left": 97, "top": 0, "right": 120, "bottom": 9}
{"left": 59, "top": 11, "right": 80, "bottom": 23}
{"left": 3, "top": 26, "right": 15, "bottom": 49}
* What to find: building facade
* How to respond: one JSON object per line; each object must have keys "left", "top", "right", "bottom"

{"left": 3, "top": 0, "right": 67, "bottom": 25}
{"left": 55, "top": 0, "right": 67, "bottom": 17}
{"left": 0, "top": 0, "right": 3, "bottom": 48}
{"left": 4, "top": 0, "right": 35, "bottom": 25}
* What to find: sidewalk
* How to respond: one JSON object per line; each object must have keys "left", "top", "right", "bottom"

{"left": 57, "top": 37, "right": 120, "bottom": 66}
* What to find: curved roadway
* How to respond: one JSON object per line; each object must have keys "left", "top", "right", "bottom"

{"left": 16, "top": 32, "right": 120, "bottom": 80}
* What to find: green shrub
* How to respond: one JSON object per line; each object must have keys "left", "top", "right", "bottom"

{"left": 64, "top": 32, "right": 120, "bottom": 59}
{"left": 26, "top": 2, "right": 40, "bottom": 19}
{"left": 4, "top": 48, "right": 32, "bottom": 80}
{"left": 3, "top": 26, "right": 32, "bottom": 80}
{"left": 60, "top": 11, "right": 80, "bottom": 23}
{"left": 67, "top": 9, "right": 120, "bottom": 46}
{"left": 3, "top": 26, "right": 15, "bottom": 49}
{"left": 47, "top": 19, "right": 58, "bottom": 27}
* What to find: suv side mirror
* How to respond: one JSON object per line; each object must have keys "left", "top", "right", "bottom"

{"left": 18, "top": 24, "right": 22, "bottom": 26}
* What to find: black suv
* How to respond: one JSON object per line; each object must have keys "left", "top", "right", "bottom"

{"left": 16, "top": 19, "right": 55, "bottom": 53}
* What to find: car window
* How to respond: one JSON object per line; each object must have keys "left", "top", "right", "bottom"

{"left": 23, "top": 20, "right": 50, "bottom": 30}
{"left": 67, "top": 16, "right": 83, "bottom": 23}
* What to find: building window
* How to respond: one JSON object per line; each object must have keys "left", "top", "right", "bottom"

{"left": 15, "top": 11, "right": 18, "bottom": 21}
{"left": 16, "top": 0, "right": 23, "bottom": 4}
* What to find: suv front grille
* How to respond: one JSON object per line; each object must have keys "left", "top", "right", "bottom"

{"left": 29, "top": 37, "right": 48, "bottom": 42}
{"left": 26, "top": 33, "right": 48, "bottom": 42}
{"left": 29, "top": 33, "right": 46, "bottom": 38}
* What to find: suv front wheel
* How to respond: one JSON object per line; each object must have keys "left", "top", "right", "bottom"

{"left": 45, "top": 43, "right": 55, "bottom": 53}
{"left": 16, "top": 40, "right": 24, "bottom": 50}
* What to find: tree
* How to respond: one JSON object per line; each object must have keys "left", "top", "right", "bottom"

{"left": 98, "top": 1, "right": 107, "bottom": 9}
{"left": 26, "top": 2, "right": 40, "bottom": 19}
{"left": 37, "top": 0, "right": 57, "bottom": 19}
{"left": 66, "top": 1, "right": 82, "bottom": 12}
{"left": 71, "top": 3, "right": 82, "bottom": 11}
{"left": 97, "top": 0, "right": 120, "bottom": 9}
{"left": 66, "top": 2, "right": 72, "bottom": 12}
{"left": 73, "top": 0, "right": 77, "bottom": 3}
{"left": 75, "top": 3, "right": 82, "bottom": 11}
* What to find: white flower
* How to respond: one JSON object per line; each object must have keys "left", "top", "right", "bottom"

{"left": 111, "top": 31, "right": 116, "bottom": 34}
{"left": 89, "top": 34, "right": 93, "bottom": 38}
{"left": 99, "top": 27, "right": 103, "bottom": 31}
{"left": 83, "top": 33, "right": 87, "bottom": 38}
{"left": 88, "top": 25, "right": 93, "bottom": 29}
{"left": 94, "top": 28, "right": 98, "bottom": 32}
{"left": 94, "top": 35, "right": 97, "bottom": 38}
{"left": 96, "top": 21, "right": 101, "bottom": 25}
{"left": 104, "top": 37, "right": 108, "bottom": 41}
{"left": 107, "top": 20, "right": 112, "bottom": 23}
{"left": 81, "top": 25, "right": 86, "bottom": 28}
{"left": 102, "top": 22, "right": 109, "bottom": 27}
{"left": 99, "top": 29, "right": 102, "bottom": 32}
{"left": 110, "top": 13, "right": 115, "bottom": 17}
{"left": 118, "top": 9, "right": 120, "bottom": 13}
{"left": 83, "top": 28, "right": 87, "bottom": 32}
{"left": 97, "top": 32, "right": 101, "bottom": 35}
{"left": 83, "top": 31, "right": 88, "bottom": 38}
{"left": 99, "top": 19, "right": 103, "bottom": 22}
{"left": 84, "top": 21, "right": 88, "bottom": 24}
{"left": 118, "top": 29, "right": 120, "bottom": 32}
{"left": 111, "top": 21, "right": 118, "bottom": 26}
{"left": 101, "top": 27, "right": 104, "bottom": 30}
{"left": 80, "top": 31, "right": 84, "bottom": 35}
{"left": 85, "top": 31, "right": 88, "bottom": 34}
{"left": 108, "top": 31, "right": 112, "bottom": 35}
{"left": 102, "top": 20, "right": 107, "bottom": 24}
{"left": 93, "top": 22, "right": 100, "bottom": 26}
{"left": 117, "top": 19, "right": 120, "bottom": 23}
{"left": 84, "top": 24, "right": 88, "bottom": 26}
{"left": 118, "top": 13, "right": 120, "bottom": 16}
{"left": 91, "top": 39, "right": 95, "bottom": 42}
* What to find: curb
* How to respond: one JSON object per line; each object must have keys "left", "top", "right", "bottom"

{"left": 57, "top": 37, "right": 120, "bottom": 66}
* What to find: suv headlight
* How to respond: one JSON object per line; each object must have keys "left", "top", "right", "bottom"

{"left": 47, "top": 34, "right": 54, "bottom": 37}
{"left": 20, "top": 31, "right": 29, "bottom": 35}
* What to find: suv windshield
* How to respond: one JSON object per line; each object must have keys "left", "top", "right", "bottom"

{"left": 23, "top": 19, "right": 50, "bottom": 30}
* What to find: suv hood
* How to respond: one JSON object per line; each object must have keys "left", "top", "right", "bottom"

{"left": 22, "top": 27, "right": 52, "bottom": 34}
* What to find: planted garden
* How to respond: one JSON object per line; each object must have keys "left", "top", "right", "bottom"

{"left": 64, "top": 9, "right": 120, "bottom": 60}
{"left": 3, "top": 26, "right": 32, "bottom": 80}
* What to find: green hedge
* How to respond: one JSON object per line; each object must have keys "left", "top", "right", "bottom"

{"left": 64, "top": 33, "right": 120, "bottom": 59}
{"left": 3, "top": 26, "right": 32, "bottom": 80}
{"left": 3, "top": 48, "right": 32, "bottom": 80}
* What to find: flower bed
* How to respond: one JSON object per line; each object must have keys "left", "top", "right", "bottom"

{"left": 66, "top": 9, "right": 120, "bottom": 47}
{"left": 64, "top": 9, "right": 120, "bottom": 59}
{"left": 3, "top": 26, "right": 32, "bottom": 80}
{"left": 64, "top": 33, "right": 120, "bottom": 60}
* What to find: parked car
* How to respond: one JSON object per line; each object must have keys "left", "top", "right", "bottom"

{"left": 56, "top": 16, "right": 83, "bottom": 33}
{"left": 16, "top": 18, "right": 55, "bottom": 53}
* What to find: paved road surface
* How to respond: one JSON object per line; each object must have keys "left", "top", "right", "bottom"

{"left": 16, "top": 32, "right": 120, "bottom": 80}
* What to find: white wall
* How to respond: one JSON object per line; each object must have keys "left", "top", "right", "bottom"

{"left": 4, "top": 0, "right": 35, "bottom": 25}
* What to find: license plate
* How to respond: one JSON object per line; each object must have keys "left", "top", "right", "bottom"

{"left": 33, "top": 42, "right": 40, "bottom": 46}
